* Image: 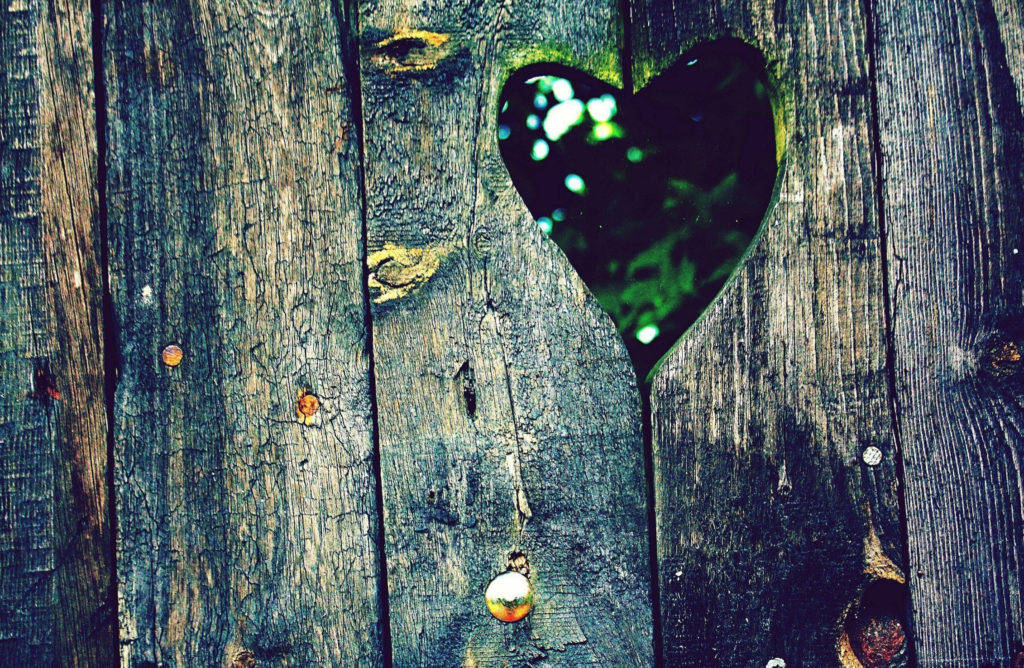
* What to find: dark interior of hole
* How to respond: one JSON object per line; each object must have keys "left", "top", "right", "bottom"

{"left": 498, "top": 39, "right": 777, "bottom": 382}
{"left": 845, "top": 579, "right": 910, "bottom": 667}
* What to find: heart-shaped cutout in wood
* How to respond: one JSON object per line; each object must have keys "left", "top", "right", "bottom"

{"left": 498, "top": 39, "right": 778, "bottom": 381}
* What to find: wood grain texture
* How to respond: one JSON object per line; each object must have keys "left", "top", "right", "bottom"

{"left": 632, "top": 1, "right": 908, "bottom": 664}
{"left": 992, "top": 1, "right": 1024, "bottom": 111}
{"left": 104, "top": 0, "right": 383, "bottom": 664}
{"left": 356, "top": 1, "right": 653, "bottom": 664}
{"left": 0, "top": 0, "right": 115, "bottom": 664}
{"left": 872, "top": 0, "right": 1024, "bottom": 663}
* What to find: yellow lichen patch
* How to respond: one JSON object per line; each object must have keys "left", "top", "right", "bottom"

{"left": 503, "top": 46, "right": 622, "bottom": 89}
{"left": 863, "top": 522, "right": 905, "bottom": 584}
{"left": 772, "top": 96, "right": 789, "bottom": 167}
{"left": 367, "top": 242, "right": 449, "bottom": 303}
{"left": 383, "top": 29, "right": 449, "bottom": 48}
{"left": 372, "top": 30, "right": 452, "bottom": 73}
{"left": 837, "top": 627, "right": 863, "bottom": 668}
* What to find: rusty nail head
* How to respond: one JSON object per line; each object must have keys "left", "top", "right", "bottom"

{"left": 161, "top": 344, "right": 183, "bottom": 367}
{"left": 297, "top": 390, "right": 320, "bottom": 424}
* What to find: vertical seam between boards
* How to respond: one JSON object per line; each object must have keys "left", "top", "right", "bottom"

{"left": 330, "top": 0, "right": 394, "bottom": 664}
{"left": 861, "top": 1, "right": 919, "bottom": 664}
{"left": 90, "top": 0, "right": 120, "bottom": 651}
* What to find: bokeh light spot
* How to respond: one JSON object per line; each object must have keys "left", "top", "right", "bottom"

{"left": 564, "top": 173, "right": 586, "bottom": 194}
{"left": 636, "top": 324, "right": 660, "bottom": 345}
{"left": 587, "top": 94, "right": 618, "bottom": 122}
{"left": 591, "top": 121, "right": 624, "bottom": 142}
{"left": 531, "top": 139, "right": 550, "bottom": 160}
{"left": 552, "top": 78, "right": 574, "bottom": 102}
{"left": 543, "top": 99, "right": 585, "bottom": 141}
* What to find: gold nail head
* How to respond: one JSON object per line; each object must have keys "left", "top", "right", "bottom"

{"left": 484, "top": 571, "right": 533, "bottom": 623}
{"left": 161, "top": 344, "right": 183, "bottom": 367}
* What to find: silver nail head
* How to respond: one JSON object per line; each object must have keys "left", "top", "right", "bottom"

{"left": 862, "top": 446, "right": 883, "bottom": 467}
{"left": 766, "top": 659, "right": 786, "bottom": 668}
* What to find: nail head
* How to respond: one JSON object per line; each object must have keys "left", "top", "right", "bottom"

{"left": 297, "top": 390, "right": 320, "bottom": 424}
{"left": 161, "top": 344, "right": 183, "bottom": 367}
{"left": 862, "top": 446, "right": 883, "bottom": 467}
{"left": 485, "top": 571, "right": 533, "bottom": 623}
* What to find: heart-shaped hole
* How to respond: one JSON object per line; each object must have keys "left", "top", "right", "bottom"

{"left": 498, "top": 39, "right": 779, "bottom": 381}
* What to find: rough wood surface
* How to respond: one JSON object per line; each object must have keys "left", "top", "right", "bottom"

{"left": 0, "top": 0, "right": 116, "bottom": 664}
{"left": 6, "top": 0, "right": 1024, "bottom": 663}
{"left": 872, "top": 0, "right": 1024, "bottom": 663}
{"left": 633, "top": 1, "right": 909, "bottom": 664}
{"left": 103, "top": 1, "right": 384, "bottom": 664}
{"left": 356, "top": 1, "right": 653, "bottom": 664}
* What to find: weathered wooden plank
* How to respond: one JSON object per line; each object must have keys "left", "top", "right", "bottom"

{"left": 872, "top": 0, "right": 1024, "bottom": 663}
{"left": 104, "top": 1, "right": 383, "bottom": 663}
{"left": 0, "top": 0, "right": 116, "bottom": 664}
{"left": 356, "top": 2, "right": 653, "bottom": 664}
{"left": 633, "top": 1, "right": 909, "bottom": 664}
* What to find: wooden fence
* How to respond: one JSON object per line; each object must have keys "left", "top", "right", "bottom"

{"left": 1, "top": 0, "right": 1022, "bottom": 665}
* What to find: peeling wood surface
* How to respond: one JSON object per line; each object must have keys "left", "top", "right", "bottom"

{"left": 356, "top": 0, "right": 653, "bottom": 664}
{"left": 0, "top": 0, "right": 116, "bottom": 664}
{"left": 632, "top": 1, "right": 908, "bottom": 664}
{"left": 103, "top": 0, "right": 383, "bottom": 664}
{"left": 872, "top": 0, "right": 1024, "bottom": 663}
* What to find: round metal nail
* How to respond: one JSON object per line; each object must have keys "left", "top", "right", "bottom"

{"left": 862, "top": 446, "right": 883, "bottom": 467}
{"left": 484, "top": 570, "right": 533, "bottom": 623}
{"left": 297, "top": 390, "right": 320, "bottom": 425}
{"left": 161, "top": 344, "right": 183, "bottom": 367}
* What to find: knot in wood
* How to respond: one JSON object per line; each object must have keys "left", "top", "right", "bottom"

{"left": 985, "top": 339, "right": 1021, "bottom": 379}
{"left": 231, "top": 650, "right": 256, "bottom": 668}
{"left": 506, "top": 550, "right": 529, "bottom": 576}
{"left": 840, "top": 579, "right": 908, "bottom": 668}
{"left": 367, "top": 242, "right": 448, "bottom": 303}
{"left": 371, "top": 30, "right": 453, "bottom": 74}
{"left": 28, "top": 364, "right": 61, "bottom": 403}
